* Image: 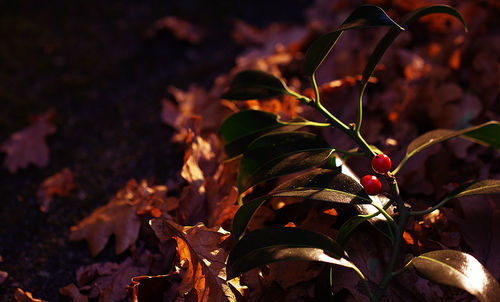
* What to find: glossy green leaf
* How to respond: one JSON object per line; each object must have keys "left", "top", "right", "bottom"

{"left": 335, "top": 215, "right": 369, "bottom": 247}
{"left": 439, "top": 179, "right": 500, "bottom": 206}
{"left": 412, "top": 250, "right": 500, "bottom": 302}
{"left": 221, "top": 70, "right": 290, "bottom": 100}
{"left": 226, "top": 227, "right": 356, "bottom": 280}
{"left": 303, "top": 5, "right": 402, "bottom": 76}
{"left": 219, "top": 110, "right": 322, "bottom": 158}
{"left": 238, "top": 131, "right": 333, "bottom": 193}
{"left": 361, "top": 5, "right": 467, "bottom": 87}
{"left": 232, "top": 168, "right": 372, "bottom": 240}
{"left": 396, "top": 121, "right": 500, "bottom": 173}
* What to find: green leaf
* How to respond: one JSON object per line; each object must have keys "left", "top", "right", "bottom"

{"left": 443, "top": 179, "right": 500, "bottom": 202}
{"left": 412, "top": 250, "right": 500, "bottom": 302}
{"left": 226, "top": 227, "right": 356, "bottom": 280}
{"left": 238, "top": 131, "right": 333, "bottom": 193}
{"left": 361, "top": 5, "right": 467, "bottom": 87}
{"left": 221, "top": 70, "right": 290, "bottom": 100}
{"left": 335, "top": 215, "right": 369, "bottom": 247}
{"left": 303, "top": 5, "right": 402, "bottom": 76}
{"left": 219, "top": 110, "right": 319, "bottom": 158}
{"left": 232, "top": 168, "right": 372, "bottom": 240}
{"left": 396, "top": 121, "right": 500, "bottom": 173}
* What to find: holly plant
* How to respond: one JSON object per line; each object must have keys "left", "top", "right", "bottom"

{"left": 219, "top": 4, "right": 500, "bottom": 302}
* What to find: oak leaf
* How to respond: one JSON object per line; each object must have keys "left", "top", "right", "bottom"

{"left": 0, "top": 270, "right": 7, "bottom": 285}
{"left": 150, "top": 218, "right": 245, "bottom": 302}
{"left": 37, "top": 168, "right": 75, "bottom": 212}
{"left": 68, "top": 253, "right": 151, "bottom": 302}
{"left": 128, "top": 273, "right": 180, "bottom": 302}
{"left": 179, "top": 131, "right": 219, "bottom": 224}
{"left": 1, "top": 109, "right": 56, "bottom": 173}
{"left": 14, "top": 288, "right": 47, "bottom": 302}
{"left": 148, "top": 16, "right": 203, "bottom": 44}
{"left": 70, "top": 179, "right": 168, "bottom": 256}
{"left": 59, "top": 284, "right": 88, "bottom": 302}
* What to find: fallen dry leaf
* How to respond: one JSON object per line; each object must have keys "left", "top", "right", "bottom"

{"left": 1, "top": 109, "right": 56, "bottom": 173}
{"left": 14, "top": 288, "right": 47, "bottom": 302}
{"left": 37, "top": 168, "right": 75, "bottom": 212}
{"left": 150, "top": 218, "right": 245, "bottom": 302}
{"left": 445, "top": 196, "right": 500, "bottom": 278}
{"left": 59, "top": 284, "right": 88, "bottom": 302}
{"left": 70, "top": 179, "right": 168, "bottom": 256}
{"left": 179, "top": 131, "right": 220, "bottom": 224}
{"left": 0, "top": 270, "right": 7, "bottom": 285}
{"left": 73, "top": 253, "right": 151, "bottom": 302}
{"left": 148, "top": 16, "right": 203, "bottom": 44}
{"left": 127, "top": 273, "right": 180, "bottom": 302}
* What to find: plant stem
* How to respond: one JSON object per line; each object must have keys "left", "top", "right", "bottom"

{"left": 351, "top": 265, "right": 375, "bottom": 301}
{"left": 373, "top": 178, "right": 409, "bottom": 301}
{"left": 310, "top": 75, "right": 321, "bottom": 105}
{"left": 410, "top": 196, "right": 452, "bottom": 216}
{"left": 307, "top": 75, "right": 376, "bottom": 158}
{"left": 355, "top": 84, "right": 367, "bottom": 133}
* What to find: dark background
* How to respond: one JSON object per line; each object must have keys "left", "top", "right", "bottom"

{"left": 0, "top": 0, "right": 310, "bottom": 300}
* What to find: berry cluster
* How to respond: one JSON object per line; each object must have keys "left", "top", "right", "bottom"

{"left": 360, "top": 153, "right": 391, "bottom": 195}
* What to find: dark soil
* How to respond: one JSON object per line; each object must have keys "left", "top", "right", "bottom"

{"left": 0, "top": 1, "right": 309, "bottom": 300}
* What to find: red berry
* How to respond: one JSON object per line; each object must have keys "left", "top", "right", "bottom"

{"left": 371, "top": 154, "right": 391, "bottom": 174}
{"left": 361, "top": 175, "right": 382, "bottom": 195}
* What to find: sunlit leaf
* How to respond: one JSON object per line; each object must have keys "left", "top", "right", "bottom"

{"left": 226, "top": 227, "right": 356, "bottom": 280}
{"left": 396, "top": 121, "right": 500, "bottom": 173}
{"left": 438, "top": 180, "right": 500, "bottom": 206}
{"left": 221, "top": 70, "right": 290, "bottom": 100}
{"left": 238, "top": 131, "right": 334, "bottom": 193}
{"left": 219, "top": 110, "right": 314, "bottom": 158}
{"left": 150, "top": 219, "right": 245, "bottom": 301}
{"left": 361, "top": 5, "right": 467, "bottom": 87}
{"left": 232, "top": 168, "right": 372, "bottom": 240}
{"left": 303, "top": 5, "right": 402, "bottom": 76}
{"left": 412, "top": 250, "right": 500, "bottom": 302}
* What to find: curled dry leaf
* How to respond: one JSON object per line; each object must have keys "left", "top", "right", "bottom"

{"left": 127, "top": 273, "right": 179, "bottom": 302}
{"left": 162, "top": 85, "right": 232, "bottom": 142}
{"left": 150, "top": 218, "right": 246, "bottom": 302}
{"left": 70, "top": 179, "right": 168, "bottom": 256}
{"left": 0, "top": 270, "right": 7, "bottom": 285}
{"left": 14, "top": 288, "right": 47, "bottom": 302}
{"left": 179, "top": 130, "right": 220, "bottom": 224}
{"left": 36, "top": 168, "right": 75, "bottom": 213}
{"left": 1, "top": 109, "right": 56, "bottom": 173}
{"left": 445, "top": 196, "right": 500, "bottom": 278}
{"left": 148, "top": 16, "right": 203, "bottom": 44}
{"left": 59, "top": 284, "right": 88, "bottom": 302}
{"left": 71, "top": 252, "right": 152, "bottom": 302}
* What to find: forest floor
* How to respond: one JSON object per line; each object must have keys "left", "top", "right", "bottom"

{"left": 0, "top": 0, "right": 499, "bottom": 301}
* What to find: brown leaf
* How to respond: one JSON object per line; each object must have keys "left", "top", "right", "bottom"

{"left": 76, "top": 262, "right": 119, "bottom": 287}
{"left": 179, "top": 132, "right": 220, "bottom": 224}
{"left": 59, "top": 284, "right": 89, "bottom": 302}
{"left": 14, "top": 288, "right": 47, "bottom": 302}
{"left": 127, "top": 274, "right": 179, "bottom": 302}
{"left": 0, "top": 270, "right": 7, "bottom": 285}
{"left": 73, "top": 252, "right": 152, "bottom": 302}
{"left": 1, "top": 109, "right": 56, "bottom": 173}
{"left": 70, "top": 179, "right": 168, "bottom": 256}
{"left": 163, "top": 85, "right": 232, "bottom": 142}
{"left": 37, "top": 168, "right": 75, "bottom": 212}
{"left": 150, "top": 218, "right": 246, "bottom": 302}
{"left": 207, "top": 186, "right": 239, "bottom": 228}
{"left": 148, "top": 16, "right": 203, "bottom": 44}
{"left": 445, "top": 196, "right": 500, "bottom": 278}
